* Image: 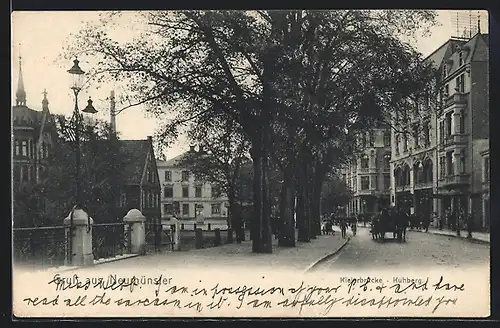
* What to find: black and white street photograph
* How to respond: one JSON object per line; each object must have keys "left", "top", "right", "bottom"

{"left": 11, "top": 9, "right": 490, "bottom": 318}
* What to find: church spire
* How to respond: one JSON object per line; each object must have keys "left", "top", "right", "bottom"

{"left": 42, "top": 89, "right": 49, "bottom": 110}
{"left": 16, "top": 52, "right": 27, "bottom": 106}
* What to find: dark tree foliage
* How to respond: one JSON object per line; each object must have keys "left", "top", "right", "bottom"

{"left": 63, "top": 9, "right": 438, "bottom": 252}
{"left": 13, "top": 115, "right": 131, "bottom": 227}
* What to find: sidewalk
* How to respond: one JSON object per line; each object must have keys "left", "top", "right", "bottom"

{"left": 413, "top": 227, "right": 490, "bottom": 244}
{"left": 68, "top": 232, "right": 350, "bottom": 274}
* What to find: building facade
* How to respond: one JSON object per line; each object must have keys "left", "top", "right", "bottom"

{"left": 12, "top": 58, "right": 55, "bottom": 189}
{"left": 157, "top": 146, "right": 229, "bottom": 230}
{"left": 116, "top": 137, "right": 162, "bottom": 223}
{"left": 480, "top": 143, "right": 490, "bottom": 232}
{"left": 389, "top": 32, "right": 489, "bottom": 230}
{"left": 342, "top": 128, "right": 392, "bottom": 217}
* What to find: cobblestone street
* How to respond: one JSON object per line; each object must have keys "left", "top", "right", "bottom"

{"left": 313, "top": 226, "right": 490, "bottom": 271}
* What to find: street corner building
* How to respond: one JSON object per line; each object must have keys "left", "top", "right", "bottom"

{"left": 157, "top": 145, "right": 230, "bottom": 232}
{"left": 341, "top": 127, "right": 392, "bottom": 220}
{"left": 390, "top": 32, "right": 489, "bottom": 231}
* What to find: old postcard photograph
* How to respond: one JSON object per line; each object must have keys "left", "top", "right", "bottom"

{"left": 11, "top": 9, "right": 490, "bottom": 318}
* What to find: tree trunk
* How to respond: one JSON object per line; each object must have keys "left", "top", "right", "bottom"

{"left": 311, "top": 176, "right": 323, "bottom": 237}
{"left": 251, "top": 144, "right": 263, "bottom": 252}
{"left": 226, "top": 190, "right": 235, "bottom": 244}
{"left": 297, "top": 158, "right": 311, "bottom": 242}
{"left": 278, "top": 163, "right": 296, "bottom": 247}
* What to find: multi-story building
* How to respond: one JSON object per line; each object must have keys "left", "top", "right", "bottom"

{"left": 157, "top": 145, "right": 229, "bottom": 230}
{"left": 12, "top": 57, "right": 56, "bottom": 188}
{"left": 389, "top": 38, "right": 467, "bottom": 218}
{"left": 342, "top": 128, "right": 392, "bottom": 217}
{"left": 435, "top": 32, "right": 489, "bottom": 229}
{"left": 390, "top": 32, "right": 489, "bottom": 230}
{"left": 480, "top": 142, "right": 490, "bottom": 231}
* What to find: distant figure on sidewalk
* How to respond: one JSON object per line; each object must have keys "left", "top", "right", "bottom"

{"left": 351, "top": 219, "right": 357, "bottom": 236}
{"left": 422, "top": 214, "right": 430, "bottom": 232}
{"left": 467, "top": 213, "right": 473, "bottom": 239}
{"left": 457, "top": 209, "right": 464, "bottom": 237}
{"left": 340, "top": 218, "right": 348, "bottom": 239}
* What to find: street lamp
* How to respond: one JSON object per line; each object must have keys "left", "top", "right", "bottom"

{"left": 67, "top": 58, "right": 98, "bottom": 208}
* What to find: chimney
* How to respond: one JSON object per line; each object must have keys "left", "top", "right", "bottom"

{"left": 110, "top": 90, "right": 116, "bottom": 135}
{"left": 189, "top": 145, "right": 195, "bottom": 152}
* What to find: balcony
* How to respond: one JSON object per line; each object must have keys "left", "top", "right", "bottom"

{"left": 395, "top": 185, "right": 410, "bottom": 193}
{"left": 438, "top": 174, "right": 470, "bottom": 189}
{"left": 439, "top": 134, "right": 468, "bottom": 151}
{"left": 414, "top": 181, "right": 433, "bottom": 190}
{"left": 444, "top": 93, "right": 468, "bottom": 108}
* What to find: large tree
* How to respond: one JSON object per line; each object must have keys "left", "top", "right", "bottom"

{"left": 176, "top": 113, "right": 251, "bottom": 243}
{"left": 64, "top": 9, "right": 438, "bottom": 252}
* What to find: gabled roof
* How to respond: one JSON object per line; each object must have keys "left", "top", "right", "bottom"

{"left": 119, "top": 139, "right": 151, "bottom": 185}
{"left": 161, "top": 150, "right": 196, "bottom": 168}
{"left": 443, "top": 33, "right": 488, "bottom": 77}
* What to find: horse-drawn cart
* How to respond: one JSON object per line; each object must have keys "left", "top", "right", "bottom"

{"left": 370, "top": 211, "right": 407, "bottom": 242}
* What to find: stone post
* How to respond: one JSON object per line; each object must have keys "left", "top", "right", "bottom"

{"left": 64, "top": 208, "right": 93, "bottom": 267}
{"left": 170, "top": 216, "right": 180, "bottom": 251}
{"left": 214, "top": 228, "right": 221, "bottom": 246}
{"left": 195, "top": 228, "right": 203, "bottom": 249}
{"left": 123, "top": 209, "right": 146, "bottom": 255}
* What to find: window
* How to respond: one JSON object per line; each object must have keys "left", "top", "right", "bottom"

{"left": 164, "top": 204, "right": 173, "bottom": 215}
{"left": 445, "top": 113, "right": 452, "bottom": 137}
{"left": 359, "top": 134, "right": 366, "bottom": 148}
{"left": 459, "top": 52, "right": 463, "bottom": 66}
{"left": 459, "top": 112, "right": 465, "bottom": 134}
{"left": 163, "top": 187, "right": 173, "bottom": 198}
{"left": 147, "top": 168, "right": 153, "bottom": 183}
{"left": 444, "top": 84, "right": 449, "bottom": 97}
{"left": 439, "top": 120, "right": 445, "bottom": 144}
{"left": 369, "top": 131, "right": 374, "bottom": 147}
{"left": 119, "top": 192, "right": 127, "bottom": 207}
{"left": 164, "top": 171, "right": 172, "bottom": 182}
{"left": 439, "top": 157, "right": 445, "bottom": 179}
{"left": 371, "top": 176, "right": 377, "bottom": 190}
{"left": 383, "top": 154, "right": 390, "bottom": 171}
{"left": 456, "top": 74, "right": 465, "bottom": 93}
{"left": 21, "top": 140, "right": 28, "bottom": 156}
{"left": 423, "top": 121, "right": 430, "bottom": 146}
{"left": 459, "top": 153, "right": 466, "bottom": 174}
{"left": 182, "top": 186, "right": 189, "bottom": 198}
{"left": 442, "top": 64, "right": 447, "bottom": 78}
{"left": 195, "top": 186, "right": 202, "bottom": 198}
{"left": 361, "top": 176, "right": 370, "bottom": 190}
{"left": 403, "top": 134, "right": 408, "bottom": 152}
{"left": 211, "top": 203, "right": 221, "bottom": 215}
{"left": 211, "top": 184, "right": 221, "bottom": 198}
{"left": 412, "top": 123, "right": 419, "bottom": 148}
{"left": 42, "top": 142, "right": 47, "bottom": 158}
{"left": 22, "top": 165, "right": 28, "bottom": 181}
{"left": 484, "top": 157, "right": 490, "bottom": 182}
{"left": 13, "top": 166, "right": 20, "bottom": 181}
{"left": 181, "top": 170, "right": 190, "bottom": 182}
{"left": 383, "top": 131, "right": 391, "bottom": 147}
{"left": 446, "top": 152, "right": 454, "bottom": 176}
{"left": 361, "top": 155, "right": 369, "bottom": 169}
{"left": 182, "top": 204, "right": 190, "bottom": 216}
{"left": 395, "top": 134, "right": 400, "bottom": 154}
{"left": 384, "top": 174, "right": 390, "bottom": 190}
{"left": 14, "top": 140, "right": 20, "bottom": 156}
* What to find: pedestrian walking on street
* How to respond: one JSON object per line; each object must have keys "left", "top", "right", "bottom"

{"left": 340, "top": 218, "right": 348, "bottom": 239}
{"left": 423, "top": 214, "right": 430, "bottom": 233}
{"left": 467, "top": 213, "right": 473, "bottom": 239}
{"left": 351, "top": 220, "right": 357, "bottom": 236}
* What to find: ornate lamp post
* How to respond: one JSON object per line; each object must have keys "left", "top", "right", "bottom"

{"left": 67, "top": 58, "right": 98, "bottom": 208}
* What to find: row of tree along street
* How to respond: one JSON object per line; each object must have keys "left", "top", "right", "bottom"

{"left": 63, "top": 10, "right": 440, "bottom": 253}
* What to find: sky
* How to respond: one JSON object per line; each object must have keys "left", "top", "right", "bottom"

{"left": 11, "top": 10, "right": 489, "bottom": 159}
